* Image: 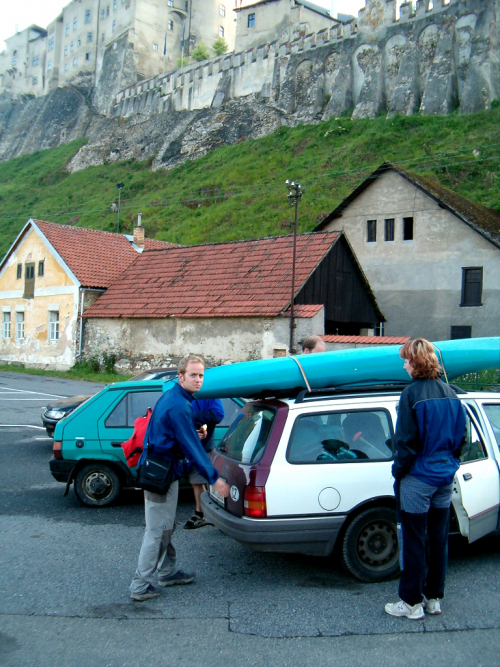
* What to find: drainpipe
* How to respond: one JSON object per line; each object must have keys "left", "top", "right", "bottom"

{"left": 76, "top": 288, "right": 87, "bottom": 358}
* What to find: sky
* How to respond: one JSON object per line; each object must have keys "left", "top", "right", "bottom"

{"left": 0, "top": 0, "right": 368, "bottom": 50}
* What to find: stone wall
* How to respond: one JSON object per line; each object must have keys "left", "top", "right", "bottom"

{"left": 82, "top": 309, "right": 325, "bottom": 371}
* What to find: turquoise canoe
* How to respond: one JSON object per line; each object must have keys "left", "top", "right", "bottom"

{"left": 164, "top": 337, "right": 500, "bottom": 399}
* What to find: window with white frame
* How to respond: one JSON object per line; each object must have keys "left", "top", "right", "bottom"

{"left": 219, "top": 26, "right": 224, "bottom": 37}
{"left": 220, "top": 4, "right": 226, "bottom": 17}
{"left": 15, "top": 312, "right": 24, "bottom": 340}
{"left": 153, "top": 42, "right": 158, "bottom": 51}
{"left": 2, "top": 312, "right": 11, "bottom": 339}
{"left": 168, "top": 19, "right": 173, "bottom": 30}
{"left": 49, "top": 311, "right": 59, "bottom": 341}
{"left": 168, "top": 0, "right": 173, "bottom": 5}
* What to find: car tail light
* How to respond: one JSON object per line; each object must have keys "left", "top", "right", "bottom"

{"left": 243, "top": 485, "right": 267, "bottom": 518}
{"left": 53, "top": 441, "right": 62, "bottom": 460}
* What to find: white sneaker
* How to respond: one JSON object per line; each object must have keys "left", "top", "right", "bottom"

{"left": 385, "top": 600, "right": 425, "bottom": 620}
{"left": 423, "top": 596, "right": 442, "bottom": 615}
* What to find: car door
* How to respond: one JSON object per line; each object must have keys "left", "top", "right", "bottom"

{"left": 97, "top": 389, "right": 162, "bottom": 465}
{"left": 452, "top": 406, "right": 500, "bottom": 542}
{"left": 266, "top": 401, "right": 397, "bottom": 517}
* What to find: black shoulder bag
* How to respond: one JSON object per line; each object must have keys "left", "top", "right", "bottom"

{"left": 136, "top": 445, "right": 174, "bottom": 495}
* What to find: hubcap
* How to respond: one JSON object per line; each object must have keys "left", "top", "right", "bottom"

{"left": 356, "top": 520, "right": 398, "bottom": 569}
{"left": 83, "top": 471, "right": 113, "bottom": 501}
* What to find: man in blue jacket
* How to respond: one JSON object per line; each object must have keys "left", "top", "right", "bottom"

{"left": 385, "top": 339, "right": 466, "bottom": 620}
{"left": 184, "top": 397, "right": 225, "bottom": 529}
{"left": 130, "top": 355, "right": 230, "bottom": 601}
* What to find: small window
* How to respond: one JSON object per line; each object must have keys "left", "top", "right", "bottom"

{"left": 77, "top": 37, "right": 81, "bottom": 46}
{"left": 403, "top": 216, "right": 414, "bottom": 240}
{"left": 65, "top": 23, "right": 70, "bottom": 35}
{"left": 85, "top": 10, "right": 91, "bottom": 23}
{"left": 112, "top": 20, "right": 116, "bottom": 31}
{"left": 461, "top": 267, "right": 483, "bottom": 307}
{"left": 49, "top": 311, "right": 59, "bottom": 341}
{"left": 64, "top": 46, "right": 68, "bottom": 56}
{"left": 15, "top": 312, "right": 24, "bottom": 340}
{"left": 16, "top": 264, "right": 22, "bottom": 279}
{"left": 73, "top": 58, "right": 77, "bottom": 65}
{"left": 168, "top": 19, "right": 173, "bottom": 30}
{"left": 38, "top": 261, "right": 44, "bottom": 277}
{"left": 287, "top": 409, "right": 393, "bottom": 464}
{"left": 384, "top": 218, "right": 394, "bottom": 242}
{"left": 74, "top": 17, "right": 78, "bottom": 30}
{"left": 367, "top": 220, "right": 377, "bottom": 243}
{"left": 217, "top": 405, "right": 275, "bottom": 464}
{"left": 87, "top": 32, "right": 93, "bottom": 42}
{"left": 185, "top": 0, "right": 188, "bottom": 9}
{"left": 483, "top": 404, "right": 500, "bottom": 449}
{"left": 219, "top": 26, "right": 224, "bottom": 37}
{"left": 49, "top": 38, "right": 55, "bottom": 50}
{"left": 450, "top": 325, "right": 472, "bottom": 340}
{"left": 153, "top": 42, "right": 158, "bottom": 51}
{"left": 12, "top": 56, "right": 17, "bottom": 65}
{"left": 113, "top": 0, "right": 117, "bottom": 8}
{"left": 220, "top": 4, "right": 226, "bottom": 17}
{"left": 71, "top": 41, "right": 74, "bottom": 51}
{"left": 168, "top": 0, "right": 173, "bottom": 6}
{"left": 32, "top": 77, "right": 38, "bottom": 85}
{"left": 460, "top": 413, "right": 487, "bottom": 463}
{"left": 2, "top": 312, "right": 11, "bottom": 339}
{"left": 248, "top": 12, "right": 256, "bottom": 28}
{"left": 85, "top": 52, "right": 91, "bottom": 60}
{"left": 101, "top": 9, "right": 106, "bottom": 18}
{"left": 24, "top": 263, "right": 35, "bottom": 299}
{"left": 107, "top": 6, "right": 110, "bottom": 16}
{"left": 65, "top": 63, "right": 69, "bottom": 70}
{"left": 32, "top": 55, "right": 39, "bottom": 66}
{"left": 105, "top": 391, "right": 162, "bottom": 428}
{"left": 48, "top": 61, "right": 52, "bottom": 71}
{"left": 102, "top": 32, "right": 106, "bottom": 41}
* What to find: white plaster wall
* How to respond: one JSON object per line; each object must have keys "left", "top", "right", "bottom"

{"left": 321, "top": 170, "right": 500, "bottom": 340}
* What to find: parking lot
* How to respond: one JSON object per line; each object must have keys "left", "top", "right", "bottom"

{"left": 1, "top": 371, "right": 499, "bottom": 667}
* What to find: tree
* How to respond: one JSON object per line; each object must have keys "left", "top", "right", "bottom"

{"left": 191, "top": 41, "right": 210, "bottom": 62}
{"left": 212, "top": 36, "right": 228, "bottom": 56}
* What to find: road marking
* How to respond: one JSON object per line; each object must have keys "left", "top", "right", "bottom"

{"left": 0, "top": 387, "right": 65, "bottom": 398}
{"left": 35, "top": 437, "right": 53, "bottom": 440}
{"left": 0, "top": 425, "right": 45, "bottom": 430}
{"left": 0, "top": 398, "right": 51, "bottom": 401}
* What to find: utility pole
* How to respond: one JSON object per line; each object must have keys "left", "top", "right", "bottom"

{"left": 116, "top": 182, "right": 124, "bottom": 232}
{"left": 286, "top": 179, "right": 304, "bottom": 355}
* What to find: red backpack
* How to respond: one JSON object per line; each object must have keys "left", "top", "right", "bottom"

{"left": 121, "top": 408, "right": 153, "bottom": 468}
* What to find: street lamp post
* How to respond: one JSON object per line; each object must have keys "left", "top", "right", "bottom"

{"left": 116, "top": 182, "right": 124, "bottom": 233}
{"left": 286, "top": 179, "right": 304, "bottom": 354}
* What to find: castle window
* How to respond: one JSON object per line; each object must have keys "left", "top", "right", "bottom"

{"left": 219, "top": 26, "right": 224, "bottom": 37}
{"left": 87, "top": 32, "right": 93, "bottom": 42}
{"left": 71, "top": 41, "right": 74, "bottom": 51}
{"left": 65, "top": 63, "right": 69, "bottom": 70}
{"left": 113, "top": 0, "right": 117, "bottom": 8}
{"left": 220, "top": 4, "right": 225, "bottom": 17}
{"left": 403, "top": 216, "right": 414, "bottom": 240}
{"left": 74, "top": 17, "right": 78, "bottom": 30}
{"left": 64, "top": 46, "right": 68, "bottom": 55}
{"left": 102, "top": 33, "right": 106, "bottom": 41}
{"left": 107, "top": 6, "right": 110, "bottom": 16}
{"left": 461, "top": 268, "right": 483, "bottom": 307}
{"left": 65, "top": 23, "right": 70, "bottom": 35}
{"left": 48, "top": 38, "right": 54, "bottom": 50}
{"left": 101, "top": 9, "right": 105, "bottom": 18}
{"left": 32, "top": 77, "right": 37, "bottom": 85}
{"left": 73, "top": 57, "right": 77, "bottom": 65}
{"left": 86, "top": 52, "right": 91, "bottom": 60}
{"left": 2, "top": 312, "right": 11, "bottom": 339}
{"left": 112, "top": 20, "right": 116, "bottom": 31}
{"left": 153, "top": 43, "right": 158, "bottom": 51}
{"left": 12, "top": 55, "right": 17, "bottom": 65}
{"left": 367, "top": 220, "right": 377, "bottom": 243}
{"left": 78, "top": 37, "right": 81, "bottom": 46}
{"left": 248, "top": 13, "right": 255, "bottom": 28}
{"left": 32, "top": 55, "right": 39, "bottom": 66}
{"left": 48, "top": 60, "right": 52, "bottom": 71}
{"left": 38, "top": 261, "right": 44, "bottom": 277}
{"left": 168, "top": 0, "right": 173, "bottom": 6}
{"left": 384, "top": 218, "right": 394, "bottom": 242}
{"left": 85, "top": 10, "right": 91, "bottom": 23}
{"left": 168, "top": 19, "right": 173, "bottom": 30}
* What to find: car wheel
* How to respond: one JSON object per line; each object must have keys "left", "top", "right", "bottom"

{"left": 342, "top": 507, "right": 399, "bottom": 583}
{"left": 74, "top": 464, "right": 121, "bottom": 507}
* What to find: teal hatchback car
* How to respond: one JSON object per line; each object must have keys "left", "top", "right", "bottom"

{"left": 49, "top": 378, "right": 245, "bottom": 507}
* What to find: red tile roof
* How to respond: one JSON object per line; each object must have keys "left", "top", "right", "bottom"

{"left": 85, "top": 232, "right": 341, "bottom": 319}
{"left": 283, "top": 304, "right": 324, "bottom": 318}
{"left": 321, "top": 335, "right": 410, "bottom": 345}
{"left": 31, "top": 220, "right": 178, "bottom": 288}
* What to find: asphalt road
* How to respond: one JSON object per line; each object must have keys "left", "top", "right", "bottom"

{"left": 1, "top": 372, "right": 499, "bottom": 667}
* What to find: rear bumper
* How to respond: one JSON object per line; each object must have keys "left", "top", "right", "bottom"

{"left": 49, "top": 458, "right": 76, "bottom": 483}
{"left": 201, "top": 493, "right": 346, "bottom": 557}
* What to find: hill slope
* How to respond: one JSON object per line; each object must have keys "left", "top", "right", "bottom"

{"left": 0, "top": 108, "right": 499, "bottom": 258}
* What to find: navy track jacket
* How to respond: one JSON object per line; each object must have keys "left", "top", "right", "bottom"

{"left": 392, "top": 378, "right": 466, "bottom": 486}
{"left": 139, "top": 383, "right": 220, "bottom": 485}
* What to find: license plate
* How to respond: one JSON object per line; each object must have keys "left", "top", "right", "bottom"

{"left": 209, "top": 482, "right": 225, "bottom": 506}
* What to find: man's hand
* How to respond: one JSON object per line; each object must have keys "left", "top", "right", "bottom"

{"left": 197, "top": 424, "right": 208, "bottom": 440}
{"left": 212, "top": 478, "right": 230, "bottom": 498}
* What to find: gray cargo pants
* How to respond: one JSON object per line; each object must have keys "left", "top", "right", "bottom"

{"left": 130, "top": 481, "right": 179, "bottom": 595}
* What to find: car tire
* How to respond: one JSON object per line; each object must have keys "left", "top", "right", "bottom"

{"left": 342, "top": 507, "right": 399, "bottom": 583}
{"left": 74, "top": 464, "right": 121, "bottom": 507}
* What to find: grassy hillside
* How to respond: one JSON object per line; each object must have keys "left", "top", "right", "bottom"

{"left": 1, "top": 107, "right": 500, "bottom": 257}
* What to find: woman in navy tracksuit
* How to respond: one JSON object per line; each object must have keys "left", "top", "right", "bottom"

{"left": 385, "top": 339, "right": 466, "bottom": 620}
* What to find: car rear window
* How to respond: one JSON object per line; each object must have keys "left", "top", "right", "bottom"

{"left": 216, "top": 404, "right": 275, "bottom": 464}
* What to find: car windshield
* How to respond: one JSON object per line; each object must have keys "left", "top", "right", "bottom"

{"left": 216, "top": 404, "right": 275, "bottom": 464}
{"left": 130, "top": 370, "right": 177, "bottom": 382}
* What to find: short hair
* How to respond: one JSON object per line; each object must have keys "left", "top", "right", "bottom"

{"left": 301, "top": 335, "right": 325, "bottom": 352}
{"left": 178, "top": 355, "right": 206, "bottom": 374}
{"left": 399, "top": 338, "right": 442, "bottom": 380}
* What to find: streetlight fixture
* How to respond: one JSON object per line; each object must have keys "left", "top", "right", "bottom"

{"left": 285, "top": 179, "right": 304, "bottom": 354}
{"left": 116, "top": 182, "right": 125, "bottom": 233}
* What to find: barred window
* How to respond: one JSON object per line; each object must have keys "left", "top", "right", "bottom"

{"left": 366, "top": 220, "right": 377, "bottom": 243}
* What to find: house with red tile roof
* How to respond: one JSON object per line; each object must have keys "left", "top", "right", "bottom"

{"left": 83, "top": 231, "right": 384, "bottom": 369}
{"left": 0, "top": 219, "right": 177, "bottom": 369}
{"left": 315, "top": 162, "right": 500, "bottom": 341}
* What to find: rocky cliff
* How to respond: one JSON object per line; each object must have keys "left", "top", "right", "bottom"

{"left": 0, "top": 0, "right": 498, "bottom": 172}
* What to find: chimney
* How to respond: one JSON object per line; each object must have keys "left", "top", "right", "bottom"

{"left": 133, "top": 213, "right": 145, "bottom": 249}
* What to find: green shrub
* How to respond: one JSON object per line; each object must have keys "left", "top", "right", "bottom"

{"left": 212, "top": 37, "right": 228, "bottom": 56}
{"left": 101, "top": 352, "right": 116, "bottom": 374}
{"left": 192, "top": 42, "right": 210, "bottom": 62}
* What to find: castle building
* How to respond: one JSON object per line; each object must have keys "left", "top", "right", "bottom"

{"left": 0, "top": 0, "right": 239, "bottom": 98}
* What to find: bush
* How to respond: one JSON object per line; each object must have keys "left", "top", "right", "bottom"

{"left": 176, "top": 55, "right": 190, "bottom": 68}
{"left": 101, "top": 352, "right": 116, "bottom": 374}
{"left": 192, "top": 42, "right": 210, "bottom": 62}
{"left": 212, "top": 37, "right": 228, "bottom": 56}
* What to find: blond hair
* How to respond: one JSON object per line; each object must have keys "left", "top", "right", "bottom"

{"left": 399, "top": 339, "right": 442, "bottom": 380}
{"left": 178, "top": 355, "right": 206, "bottom": 375}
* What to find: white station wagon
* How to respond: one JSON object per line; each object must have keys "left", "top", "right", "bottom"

{"left": 202, "top": 384, "right": 500, "bottom": 582}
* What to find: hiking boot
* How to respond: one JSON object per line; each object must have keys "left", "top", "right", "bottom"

{"left": 184, "top": 513, "right": 210, "bottom": 529}
{"left": 130, "top": 584, "right": 161, "bottom": 601}
{"left": 385, "top": 600, "right": 425, "bottom": 620}
{"left": 423, "top": 596, "right": 442, "bottom": 615}
{"left": 158, "top": 570, "right": 196, "bottom": 587}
